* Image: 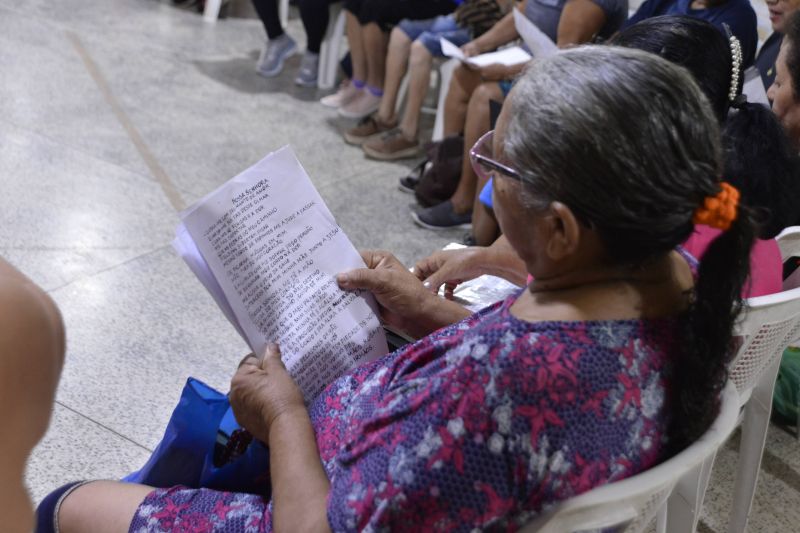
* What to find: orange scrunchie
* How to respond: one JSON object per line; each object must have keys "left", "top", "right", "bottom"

{"left": 693, "top": 182, "right": 740, "bottom": 231}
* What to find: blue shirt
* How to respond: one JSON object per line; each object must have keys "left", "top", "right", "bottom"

{"left": 624, "top": 0, "right": 758, "bottom": 66}
{"left": 526, "top": 0, "right": 629, "bottom": 42}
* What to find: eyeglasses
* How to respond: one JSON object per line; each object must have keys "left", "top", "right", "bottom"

{"left": 469, "top": 130, "right": 524, "bottom": 183}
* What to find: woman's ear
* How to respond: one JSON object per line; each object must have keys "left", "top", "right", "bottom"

{"left": 544, "top": 201, "right": 582, "bottom": 261}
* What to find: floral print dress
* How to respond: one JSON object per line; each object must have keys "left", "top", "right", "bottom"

{"left": 129, "top": 290, "right": 678, "bottom": 532}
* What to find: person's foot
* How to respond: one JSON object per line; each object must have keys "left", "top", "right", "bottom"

{"left": 398, "top": 175, "right": 419, "bottom": 193}
{"left": 320, "top": 80, "right": 360, "bottom": 108}
{"left": 256, "top": 34, "right": 298, "bottom": 78}
{"left": 344, "top": 114, "right": 396, "bottom": 145}
{"left": 363, "top": 129, "right": 421, "bottom": 160}
{"left": 294, "top": 52, "right": 319, "bottom": 87}
{"left": 338, "top": 90, "right": 381, "bottom": 119}
{"left": 411, "top": 200, "right": 472, "bottom": 230}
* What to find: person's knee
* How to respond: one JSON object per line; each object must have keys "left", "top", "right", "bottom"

{"left": 390, "top": 26, "right": 411, "bottom": 48}
{"left": 409, "top": 39, "right": 433, "bottom": 68}
{"left": 58, "top": 481, "right": 152, "bottom": 533}
{"left": 363, "top": 21, "right": 383, "bottom": 39}
{"left": 452, "top": 64, "right": 479, "bottom": 97}
{"left": 471, "top": 82, "right": 503, "bottom": 109}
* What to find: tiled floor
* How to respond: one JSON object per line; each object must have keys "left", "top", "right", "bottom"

{"left": 3, "top": 1, "right": 797, "bottom": 531}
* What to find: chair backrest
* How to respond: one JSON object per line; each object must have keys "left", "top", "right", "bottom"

{"left": 729, "top": 285, "right": 800, "bottom": 399}
{"left": 518, "top": 382, "right": 740, "bottom": 533}
{"left": 776, "top": 226, "right": 800, "bottom": 262}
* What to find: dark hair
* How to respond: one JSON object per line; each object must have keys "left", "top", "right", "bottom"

{"left": 725, "top": 106, "right": 800, "bottom": 237}
{"left": 615, "top": 15, "right": 800, "bottom": 239}
{"left": 785, "top": 10, "right": 800, "bottom": 100}
{"left": 612, "top": 16, "right": 735, "bottom": 121}
{"left": 506, "top": 46, "right": 756, "bottom": 452}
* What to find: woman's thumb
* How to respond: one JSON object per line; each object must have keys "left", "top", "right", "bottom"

{"left": 261, "top": 342, "right": 283, "bottom": 369}
{"left": 337, "top": 268, "right": 379, "bottom": 291}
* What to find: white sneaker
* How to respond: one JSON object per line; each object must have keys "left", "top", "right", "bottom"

{"left": 256, "top": 34, "right": 298, "bottom": 78}
{"left": 294, "top": 52, "right": 319, "bottom": 87}
{"left": 338, "top": 90, "right": 382, "bottom": 119}
{"left": 320, "top": 81, "right": 361, "bottom": 108}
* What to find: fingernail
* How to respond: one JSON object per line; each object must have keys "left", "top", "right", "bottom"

{"left": 336, "top": 274, "right": 349, "bottom": 286}
{"left": 268, "top": 342, "right": 279, "bottom": 351}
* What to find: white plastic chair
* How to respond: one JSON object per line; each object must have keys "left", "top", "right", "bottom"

{"left": 432, "top": 58, "right": 458, "bottom": 141}
{"left": 317, "top": 3, "right": 346, "bottom": 89}
{"left": 652, "top": 231, "right": 800, "bottom": 533}
{"left": 203, "top": 0, "right": 289, "bottom": 25}
{"left": 517, "top": 382, "right": 740, "bottom": 533}
{"left": 725, "top": 283, "right": 800, "bottom": 533}
{"left": 777, "top": 226, "right": 800, "bottom": 263}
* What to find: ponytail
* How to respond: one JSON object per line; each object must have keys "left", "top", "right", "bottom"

{"left": 669, "top": 209, "right": 757, "bottom": 452}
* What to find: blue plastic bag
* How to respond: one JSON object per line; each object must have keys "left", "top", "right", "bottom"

{"left": 123, "top": 377, "right": 271, "bottom": 496}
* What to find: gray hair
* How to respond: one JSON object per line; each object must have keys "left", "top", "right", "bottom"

{"left": 504, "top": 46, "right": 722, "bottom": 263}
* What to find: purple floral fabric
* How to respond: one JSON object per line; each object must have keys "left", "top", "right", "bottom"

{"left": 130, "top": 291, "right": 679, "bottom": 532}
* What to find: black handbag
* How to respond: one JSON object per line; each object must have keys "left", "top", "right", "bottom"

{"left": 413, "top": 135, "right": 464, "bottom": 208}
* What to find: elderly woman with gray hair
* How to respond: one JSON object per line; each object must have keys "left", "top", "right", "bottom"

{"left": 43, "top": 46, "right": 754, "bottom": 532}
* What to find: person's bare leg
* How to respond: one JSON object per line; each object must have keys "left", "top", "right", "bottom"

{"left": 363, "top": 22, "right": 389, "bottom": 89}
{"left": 443, "top": 64, "right": 483, "bottom": 136}
{"left": 346, "top": 12, "right": 367, "bottom": 82}
{"left": 399, "top": 40, "right": 434, "bottom": 140}
{"left": 472, "top": 199, "right": 500, "bottom": 246}
{"left": 450, "top": 81, "right": 504, "bottom": 214}
{"left": 377, "top": 27, "right": 412, "bottom": 124}
{"left": 58, "top": 481, "right": 154, "bottom": 533}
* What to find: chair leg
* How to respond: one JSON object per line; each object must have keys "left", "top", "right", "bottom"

{"left": 664, "top": 453, "right": 717, "bottom": 533}
{"left": 203, "top": 0, "right": 222, "bottom": 23}
{"left": 279, "top": 0, "right": 289, "bottom": 28}
{"left": 432, "top": 59, "right": 458, "bottom": 141}
{"left": 728, "top": 359, "right": 782, "bottom": 533}
{"left": 318, "top": 7, "right": 345, "bottom": 90}
{"left": 395, "top": 74, "right": 410, "bottom": 115}
{"left": 656, "top": 503, "right": 667, "bottom": 533}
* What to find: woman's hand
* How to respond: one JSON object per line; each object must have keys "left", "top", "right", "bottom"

{"left": 337, "top": 250, "right": 436, "bottom": 336}
{"left": 229, "top": 343, "right": 305, "bottom": 444}
{"left": 413, "top": 247, "right": 490, "bottom": 298}
{"left": 461, "top": 41, "right": 482, "bottom": 58}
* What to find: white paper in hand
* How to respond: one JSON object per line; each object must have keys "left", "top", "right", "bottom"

{"left": 440, "top": 37, "right": 466, "bottom": 60}
{"left": 440, "top": 37, "right": 532, "bottom": 67}
{"left": 513, "top": 7, "right": 557, "bottom": 58}
{"left": 177, "top": 146, "right": 388, "bottom": 401}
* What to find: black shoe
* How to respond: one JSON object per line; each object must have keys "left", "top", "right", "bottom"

{"left": 411, "top": 201, "right": 472, "bottom": 230}
{"left": 398, "top": 175, "right": 419, "bottom": 194}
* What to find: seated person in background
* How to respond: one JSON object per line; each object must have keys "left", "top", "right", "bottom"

{"left": 616, "top": 16, "right": 797, "bottom": 297}
{"left": 411, "top": 0, "right": 628, "bottom": 230}
{"left": 770, "top": 11, "right": 800, "bottom": 152}
{"left": 46, "top": 46, "right": 754, "bottom": 532}
{"left": 419, "top": 15, "right": 797, "bottom": 298}
{"left": 623, "top": 0, "right": 757, "bottom": 66}
{"left": 251, "top": 0, "right": 341, "bottom": 86}
{"left": 769, "top": 11, "right": 800, "bottom": 228}
{"left": 335, "top": 0, "right": 459, "bottom": 119}
{"left": 344, "top": 1, "right": 511, "bottom": 160}
{"left": 0, "top": 258, "right": 64, "bottom": 533}
{"left": 755, "top": 0, "right": 800, "bottom": 89}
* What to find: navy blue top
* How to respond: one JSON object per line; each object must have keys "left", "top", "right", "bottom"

{"left": 624, "top": 0, "right": 758, "bottom": 66}
{"left": 756, "top": 32, "right": 782, "bottom": 90}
